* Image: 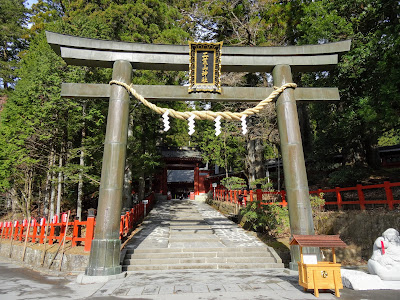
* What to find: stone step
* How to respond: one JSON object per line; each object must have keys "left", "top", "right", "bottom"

{"left": 169, "top": 225, "right": 211, "bottom": 229}
{"left": 126, "top": 246, "right": 273, "bottom": 254}
{"left": 168, "top": 237, "right": 220, "bottom": 243}
{"left": 125, "top": 251, "right": 273, "bottom": 259}
{"left": 170, "top": 229, "right": 215, "bottom": 234}
{"left": 123, "top": 262, "right": 284, "bottom": 271}
{"left": 124, "top": 256, "right": 276, "bottom": 265}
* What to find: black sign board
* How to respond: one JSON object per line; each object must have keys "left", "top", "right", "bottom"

{"left": 189, "top": 41, "right": 222, "bottom": 93}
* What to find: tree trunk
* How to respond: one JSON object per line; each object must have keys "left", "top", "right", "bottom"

{"left": 49, "top": 152, "right": 57, "bottom": 219}
{"left": 10, "top": 188, "right": 22, "bottom": 216}
{"left": 77, "top": 102, "right": 86, "bottom": 221}
{"left": 43, "top": 149, "right": 54, "bottom": 217}
{"left": 224, "top": 131, "right": 228, "bottom": 178}
{"left": 25, "top": 169, "right": 33, "bottom": 218}
{"left": 77, "top": 149, "right": 84, "bottom": 221}
{"left": 365, "top": 136, "right": 380, "bottom": 169}
{"left": 138, "top": 172, "right": 145, "bottom": 201}
{"left": 56, "top": 153, "right": 63, "bottom": 216}
{"left": 148, "top": 175, "right": 153, "bottom": 194}
{"left": 122, "top": 167, "right": 133, "bottom": 210}
{"left": 246, "top": 138, "right": 265, "bottom": 184}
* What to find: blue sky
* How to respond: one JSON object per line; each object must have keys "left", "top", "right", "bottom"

{"left": 26, "top": 0, "right": 38, "bottom": 8}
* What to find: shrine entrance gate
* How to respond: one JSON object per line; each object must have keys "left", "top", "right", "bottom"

{"left": 46, "top": 32, "right": 350, "bottom": 275}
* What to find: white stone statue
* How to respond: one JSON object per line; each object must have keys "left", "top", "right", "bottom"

{"left": 368, "top": 228, "right": 400, "bottom": 281}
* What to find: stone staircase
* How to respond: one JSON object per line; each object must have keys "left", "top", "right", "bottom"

{"left": 123, "top": 246, "right": 283, "bottom": 271}
{"left": 122, "top": 199, "right": 284, "bottom": 271}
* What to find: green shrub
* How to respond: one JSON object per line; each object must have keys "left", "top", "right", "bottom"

{"left": 310, "top": 193, "right": 327, "bottom": 234}
{"left": 221, "top": 176, "right": 246, "bottom": 190}
{"left": 250, "top": 177, "right": 274, "bottom": 190}
{"left": 240, "top": 201, "right": 289, "bottom": 234}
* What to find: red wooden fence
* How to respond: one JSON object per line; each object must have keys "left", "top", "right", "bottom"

{"left": 214, "top": 181, "right": 400, "bottom": 211}
{"left": 0, "top": 193, "right": 155, "bottom": 252}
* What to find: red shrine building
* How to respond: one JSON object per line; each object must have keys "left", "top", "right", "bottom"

{"left": 155, "top": 147, "right": 211, "bottom": 199}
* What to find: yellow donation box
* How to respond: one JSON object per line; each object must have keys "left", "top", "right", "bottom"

{"left": 290, "top": 234, "right": 347, "bottom": 298}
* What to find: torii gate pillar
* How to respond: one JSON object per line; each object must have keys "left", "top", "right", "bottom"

{"left": 273, "top": 65, "right": 318, "bottom": 270}
{"left": 86, "top": 60, "right": 132, "bottom": 276}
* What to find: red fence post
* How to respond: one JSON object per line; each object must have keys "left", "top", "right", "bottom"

{"left": 48, "top": 223, "right": 55, "bottom": 245}
{"left": 13, "top": 222, "right": 19, "bottom": 240}
{"left": 250, "top": 190, "right": 254, "bottom": 202}
{"left": 119, "top": 216, "right": 124, "bottom": 239}
{"left": 130, "top": 208, "right": 134, "bottom": 228}
{"left": 31, "top": 220, "right": 37, "bottom": 243}
{"left": 256, "top": 189, "right": 262, "bottom": 208}
{"left": 384, "top": 181, "right": 394, "bottom": 210}
{"left": 84, "top": 216, "right": 95, "bottom": 252}
{"left": 72, "top": 218, "right": 79, "bottom": 247}
{"left": 281, "top": 191, "right": 287, "bottom": 207}
{"left": 243, "top": 190, "right": 247, "bottom": 206}
{"left": 19, "top": 223, "right": 24, "bottom": 241}
{"left": 335, "top": 187, "right": 343, "bottom": 210}
{"left": 357, "top": 184, "right": 366, "bottom": 210}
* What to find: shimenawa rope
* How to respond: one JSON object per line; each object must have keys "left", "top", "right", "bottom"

{"left": 109, "top": 80, "right": 297, "bottom": 121}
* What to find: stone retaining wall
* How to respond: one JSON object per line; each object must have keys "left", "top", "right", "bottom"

{"left": 0, "top": 241, "right": 89, "bottom": 271}
{"left": 208, "top": 199, "right": 400, "bottom": 264}
{"left": 316, "top": 210, "right": 400, "bottom": 263}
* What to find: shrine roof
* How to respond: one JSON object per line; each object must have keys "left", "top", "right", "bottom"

{"left": 161, "top": 147, "right": 202, "bottom": 160}
{"left": 290, "top": 235, "right": 347, "bottom": 248}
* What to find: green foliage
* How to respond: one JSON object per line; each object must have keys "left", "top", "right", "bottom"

{"left": 0, "top": 0, "right": 195, "bottom": 216}
{"left": 240, "top": 201, "right": 289, "bottom": 234}
{"left": 221, "top": 176, "right": 245, "bottom": 190}
{"left": 328, "top": 165, "right": 371, "bottom": 187}
{"left": 250, "top": 177, "right": 273, "bottom": 190}
{"left": 2, "top": 0, "right": 400, "bottom": 216}
{"left": 310, "top": 193, "right": 325, "bottom": 213}
{"left": 310, "top": 193, "right": 327, "bottom": 234}
{"left": 197, "top": 122, "right": 246, "bottom": 174}
{"left": 378, "top": 129, "right": 400, "bottom": 147}
{"left": 0, "top": 0, "right": 28, "bottom": 91}
{"left": 298, "top": 0, "right": 400, "bottom": 169}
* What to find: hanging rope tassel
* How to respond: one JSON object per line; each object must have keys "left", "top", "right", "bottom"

{"left": 162, "top": 110, "right": 170, "bottom": 132}
{"left": 188, "top": 114, "right": 195, "bottom": 135}
{"left": 214, "top": 115, "right": 221, "bottom": 136}
{"left": 241, "top": 115, "right": 247, "bottom": 135}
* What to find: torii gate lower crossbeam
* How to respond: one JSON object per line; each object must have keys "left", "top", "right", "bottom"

{"left": 46, "top": 32, "right": 350, "bottom": 276}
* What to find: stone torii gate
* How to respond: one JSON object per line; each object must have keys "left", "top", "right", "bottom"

{"left": 46, "top": 32, "right": 350, "bottom": 276}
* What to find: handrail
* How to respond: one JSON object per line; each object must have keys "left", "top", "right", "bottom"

{"left": 0, "top": 193, "right": 155, "bottom": 252}
{"left": 214, "top": 181, "right": 400, "bottom": 210}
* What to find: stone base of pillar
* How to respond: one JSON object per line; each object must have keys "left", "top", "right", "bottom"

{"left": 77, "top": 272, "right": 127, "bottom": 284}
{"left": 85, "top": 239, "right": 121, "bottom": 276}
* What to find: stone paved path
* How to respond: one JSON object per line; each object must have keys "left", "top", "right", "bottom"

{"left": 109, "top": 198, "right": 329, "bottom": 298}
{"left": 126, "top": 199, "right": 267, "bottom": 250}
{"left": 122, "top": 199, "right": 282, "bottom": 271}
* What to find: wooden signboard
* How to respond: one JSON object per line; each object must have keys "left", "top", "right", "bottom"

{"left": 188, "top": 41, "right": 222, "bottom": 93}
{"left": 290, "top": 235, "right": 347, "bottom": 298}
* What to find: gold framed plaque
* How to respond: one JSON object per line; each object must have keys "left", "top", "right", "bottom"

{"left": 188, "top": 41, "right": 222, "bottom": 93}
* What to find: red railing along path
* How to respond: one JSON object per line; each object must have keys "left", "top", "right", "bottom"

{"left": 0, "top": 193, "right": 155, "bottom": 252}
{"left": 214, "top": 181, "right": 400, "bottom": 211}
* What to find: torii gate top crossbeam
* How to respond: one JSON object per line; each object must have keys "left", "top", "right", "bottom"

{"left": 46, "top": 32, "right": 351, "bottom": 72}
